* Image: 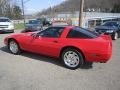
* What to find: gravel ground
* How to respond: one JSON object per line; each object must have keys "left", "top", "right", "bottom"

{"left": 0, "top": 31, "right": 120, "bottom": 90}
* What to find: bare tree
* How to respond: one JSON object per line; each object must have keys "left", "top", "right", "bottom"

{"left": 0, "top": 0, "right": 22, "bottom": 19}
{"left": 0, "top": 0, "right": 11, "bottom": 16}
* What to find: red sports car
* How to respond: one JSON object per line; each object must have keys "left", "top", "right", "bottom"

{"left": 4, "top": 26, "right": 112, "bottom": 69}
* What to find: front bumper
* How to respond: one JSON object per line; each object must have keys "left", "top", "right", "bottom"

{"left": 104, "top": 33, "right": 113, "bottom": 36}
{"left": 96, "top": 31, "right": 114, "bottom": 38}
{"left": 0, "top": 29, "right": 14, "bottom": 33}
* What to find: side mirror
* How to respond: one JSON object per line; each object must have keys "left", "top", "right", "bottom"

{"left": 31, "top": 33, "right": 39, "bottom": 38}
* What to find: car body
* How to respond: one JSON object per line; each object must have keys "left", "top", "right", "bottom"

{"left": 37, "top": 18, "right": 52, "bottom": 26}
{"left": 0, "top": 17, "right": 14, "bottom": 33}
{"left": 4, "top": 26, "right": 112, "bottom": 69}
{"left": 95, "top": 21, "right": 120, "bottom": 40}
{"left": 22, "top": 20, "right": 43, "bottom": 33}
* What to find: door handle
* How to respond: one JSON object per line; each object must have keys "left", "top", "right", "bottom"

{"left": 53, "top": 40, "right": 58, "bottom": 43}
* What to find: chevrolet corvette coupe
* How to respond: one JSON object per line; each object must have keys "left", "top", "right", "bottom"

{"left": 4, "top": 26, "right": 112, "bottom": 69}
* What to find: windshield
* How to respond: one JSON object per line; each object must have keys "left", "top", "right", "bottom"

{"left": 28, "top": 20, "right": 41, "bottom": 24}
{"left": 0, "top": 19, "right": 10, "bottom": 22}
{"left": 102, "top": 22, "right": 118, "bottom": 27}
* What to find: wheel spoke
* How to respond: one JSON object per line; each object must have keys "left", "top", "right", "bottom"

{"left": 9, "top": 41, "right": 18, "bottom": 54}
{"left": 64, "top": 51, "right": 80, "bottom": 68}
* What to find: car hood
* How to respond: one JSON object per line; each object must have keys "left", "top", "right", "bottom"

{"left": 0, "top": 22, "right": 12, "bottom": 25}
{"left": 95, "top": 26, "right": 118, "bottom": 30}
{"left": 7, "top": 32, "right": 37, "bottom": 38}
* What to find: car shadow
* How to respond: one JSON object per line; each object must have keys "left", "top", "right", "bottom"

{"left": 0, "top": 46, "right": 93, "bottom": 70}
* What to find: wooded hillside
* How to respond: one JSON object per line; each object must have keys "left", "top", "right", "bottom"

{"left": 38, "top": 0, "right": 120, "bottom": 16}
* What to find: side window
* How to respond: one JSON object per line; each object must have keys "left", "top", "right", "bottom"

{"left": 67, "top": 29, "right": 89, "bottom": 38}
{"left": 38, "top": 27, "right": 64, "bottom": 38}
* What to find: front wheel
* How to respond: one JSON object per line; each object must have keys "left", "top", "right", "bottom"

{"left": 61, "top": 48, "right": 84, "bottom": 70}
{"left": 8, "top": 40, "right": 21, "bottom": 55}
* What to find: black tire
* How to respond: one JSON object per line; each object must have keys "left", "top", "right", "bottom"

{"left": 10, "top": 30, "right": 14, "bottom": 33}
{"left": 12, "top": 30, "right": 14, "bottom": 33}
{"left": 118, "top": 32, "right": 120, "bottom": 38}
{"left": 61, "top": 48, "right": 84, "bottom": 70}
{"left": 8, "top": 40, "right": 21, "bottom": 55}
{"left": 112, "top": 32, "right": 118, "bottom": 40}
{"left": 40, "top": 25, "right": 43, "bottom": 30}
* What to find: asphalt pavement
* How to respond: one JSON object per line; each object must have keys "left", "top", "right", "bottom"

{"left": 0, "top": 30, "right": 120, "bottom": 90}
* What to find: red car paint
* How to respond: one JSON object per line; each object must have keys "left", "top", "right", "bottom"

{"left": 4, "top": 26, "right": 112, "bottom": 63}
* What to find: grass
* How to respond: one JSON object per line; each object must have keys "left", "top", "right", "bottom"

{"left": 14, "top": 23, "right": 25, "bottom": 30}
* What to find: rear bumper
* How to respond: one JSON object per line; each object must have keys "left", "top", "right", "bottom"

{"left": 85, "top": 38, "right": 112, "bottom": 63}
{"left": 86, "top": 52, "right": 112, "bottom": 63}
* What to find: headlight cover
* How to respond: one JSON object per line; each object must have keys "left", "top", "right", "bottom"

{"left": 36, "top": 26, "right": 41, "bottom": 29}
{"left": 106, "top": 30, "right": 114, "bottom": 33}
{"left": 8, "top": 23, "right": 14, "bottom": 29}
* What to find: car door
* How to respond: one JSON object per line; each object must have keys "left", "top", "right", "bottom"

{"left": 28, "top": 27, "right": 65, "bottom": 57}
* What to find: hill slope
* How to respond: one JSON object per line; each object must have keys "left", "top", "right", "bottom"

{"left": 38, "top": 0, "right": 120, "bottom": 16}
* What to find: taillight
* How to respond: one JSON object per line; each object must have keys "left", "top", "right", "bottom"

{"left": 100, "top": 35, "right": 112, "bottom": 41}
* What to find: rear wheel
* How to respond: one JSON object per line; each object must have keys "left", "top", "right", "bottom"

{"left": 8, "top": 40, "right": 21, "bottom": 55}
{"left": 112, "top": 32, "right": 118, "bottom": 40}
{"left": 61, "top": 48, "right": 84, "bottom": 70}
